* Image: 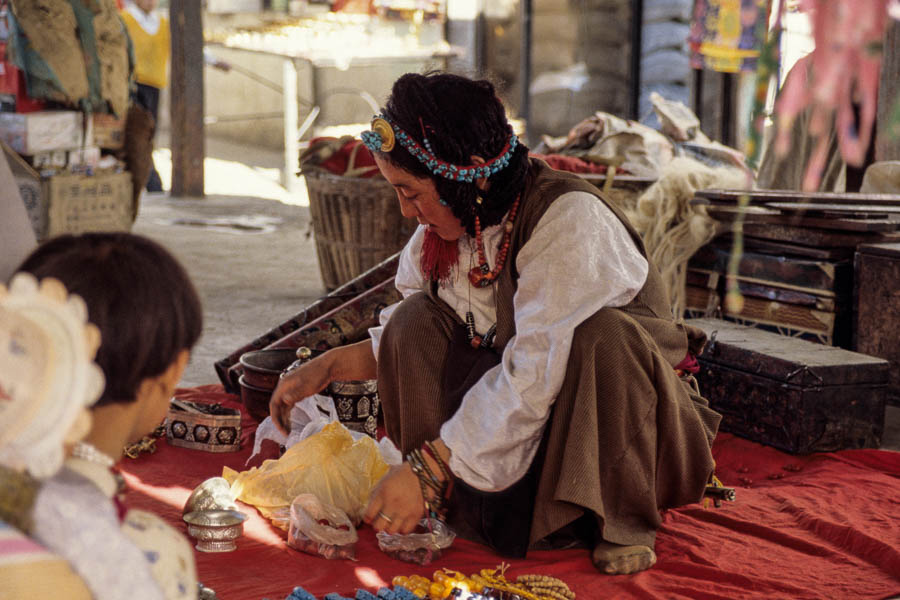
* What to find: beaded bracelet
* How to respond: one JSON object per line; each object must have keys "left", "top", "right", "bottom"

{"left": 406, "top": 449, "right": 448, "bottom": 520}
{"left": 409, "top": 449, "right": 443, "bottom": 492}
{"left": 422, "top": 441, "right": 454, "bottom": 502}
{"left": 422, "top": 442, "right": 452, "bottom": 483}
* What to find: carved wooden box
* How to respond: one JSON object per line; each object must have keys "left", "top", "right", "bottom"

{"left": 166, "top": 401, "right": 242, "bottom": 453}
{"left": 855, "top": 243, "right": 900, "bottom": 406}
{"left": 689, "top": 318, "right": 888, "bottom": 453}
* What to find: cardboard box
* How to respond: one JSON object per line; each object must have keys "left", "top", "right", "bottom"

{"left": 2, "top": 141, "right": 44, "bottom": 239}
{"left": 91, "top": 112, "right": 125, "bottom": 150}
{"left": 43, "top": 171, "right": 133, "bottom": 238}
{"left": 67, "top": 146, "right": 102, "bottom": 169}
{"left": 0, "top": 110, "right": 90, "bottom": 154}
{"left": 29, "top": 149, "right": 68, "bottom": 170}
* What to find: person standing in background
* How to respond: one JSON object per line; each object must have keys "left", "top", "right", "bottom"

{"left": 120, "top": 0, "right": 169, "bottom": 192}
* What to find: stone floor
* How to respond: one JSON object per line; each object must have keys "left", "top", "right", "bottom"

{"left": 133, "top": 136, "right": 900, "bottom": 452}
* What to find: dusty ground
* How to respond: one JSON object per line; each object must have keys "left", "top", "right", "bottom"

{"left": 132, "top": 136, "right": 900, "bottom": 452}
{"left": 132, "top": 137, "right": 322, "bottom": 388}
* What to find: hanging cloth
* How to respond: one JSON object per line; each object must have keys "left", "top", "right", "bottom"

{"left": 688, "top": 0, "right": 769, "bottom": 73}
{"left": 7, "top": 0, "right": 134, "bottom": 117}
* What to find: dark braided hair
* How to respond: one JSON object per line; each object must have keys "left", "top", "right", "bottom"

{"left": 380, "top": 72, "right": 530, "bottom": 236}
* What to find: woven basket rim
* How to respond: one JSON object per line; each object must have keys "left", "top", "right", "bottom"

{"left": 302, "top": 166, "right": 388, "bottom": 184}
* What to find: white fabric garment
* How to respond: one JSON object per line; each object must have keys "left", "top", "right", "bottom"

{"left": 369, "top": 190, "right": 648, "bottom": 491}
{"left": 124, "top": 1, "right": 161, "bottom": 35}
{"left": 122, "top": 510, "right": 199, "bottom": 600}
{"left": 32, "top": 465, "right": 166, "bottom": 600}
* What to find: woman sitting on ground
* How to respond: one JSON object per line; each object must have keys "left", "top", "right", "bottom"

{"left": 271, "top": 72, "right": 721, "bottom": 575}
{"left": 11, "top": 232, "right": 204, "bottom": 600}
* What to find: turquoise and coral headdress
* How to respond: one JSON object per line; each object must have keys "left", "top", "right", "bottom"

{"left": 361, "top": 115, "right": 518, "bottom": 183}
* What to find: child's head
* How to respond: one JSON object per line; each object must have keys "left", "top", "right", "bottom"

{"left": 16, "top": 233, "right": 202, "bottom": 410}
{"left": 134, "top": 0, "right": 159, "bottom": 14}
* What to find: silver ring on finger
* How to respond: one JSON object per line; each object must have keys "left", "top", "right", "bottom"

{"left": 377, "top": 511, "right": 393, "bottom": 524}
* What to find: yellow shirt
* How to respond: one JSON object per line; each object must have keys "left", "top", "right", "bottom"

{"left": 120, "top": 7, "right": 170, "bottom": 89}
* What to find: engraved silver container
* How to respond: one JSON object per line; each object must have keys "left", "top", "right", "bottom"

{"left": 183, "top": 510, "right": 247, "bottom": 553}
{"left": 324, "top": 379, "right": 380, "bottom": 438}
{"left": 183, "top": 477, "right": 239, "bottom": 516}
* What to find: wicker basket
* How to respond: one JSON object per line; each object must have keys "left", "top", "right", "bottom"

{"left": 304, "top": 168, "right": 414, "bottom": 290}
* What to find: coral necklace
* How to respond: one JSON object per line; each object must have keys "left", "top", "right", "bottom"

{"left": 467, "top": 194, "right": 521, "bottom": 289}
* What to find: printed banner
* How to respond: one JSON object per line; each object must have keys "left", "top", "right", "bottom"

{"left": 689, "top": 0, "right": 769, "bottom": 73}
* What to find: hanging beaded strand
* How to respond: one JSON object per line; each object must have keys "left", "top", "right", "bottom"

{"left": 467, "top": 194, "right": 521, "bottom": 289}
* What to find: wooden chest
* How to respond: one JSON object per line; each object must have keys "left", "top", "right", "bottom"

{"left": 689, "top": 318, "right": 889, "bottom": 453}
{"left": 855, "top": 243, "right": 900, "bottom": 405}
{"left": 688, "top": 244, "right": 853, "bottom": 346}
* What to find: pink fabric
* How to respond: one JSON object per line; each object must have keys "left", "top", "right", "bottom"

{"left": 119, "top": 386, "right": 900, "bottom": 600}
{"left": 774, "top": 0, "right": 891, "bottom": 190}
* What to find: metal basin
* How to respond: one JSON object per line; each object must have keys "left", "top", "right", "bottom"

{"left": 183, "top": 509, "right": 247, "bottom": 553}
{"left": 238, "top": 348, "right": 299, "bottom": 390}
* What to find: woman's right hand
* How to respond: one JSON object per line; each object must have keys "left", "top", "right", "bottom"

{"left": 269, "top": 355, "right": 332, "bottom": 435}
{"left": 268, "top": 340, "right": 379, "bottom": 436}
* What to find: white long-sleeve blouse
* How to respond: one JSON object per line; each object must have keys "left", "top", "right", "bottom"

{"left": 369, "top": 190, "right": 648, "bottom": 491}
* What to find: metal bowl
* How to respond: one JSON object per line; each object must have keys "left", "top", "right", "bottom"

{"left": 239, "top": 348, "right": 298, "bottom": 390}
{"left": 238, "top": 374, "right": 274, "bottom": 422}
{"left": 183, "top": 510, "right": 247, "bottom": 553}
{"left": 183, "top": 477, "right": 238, "bottom": 516}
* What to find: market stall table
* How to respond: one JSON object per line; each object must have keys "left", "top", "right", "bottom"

{"left": 204, "top": 40, "right": 455, "bottom": 193}
{"left": 119, "top": 386, "right": 900, "bottom": 600}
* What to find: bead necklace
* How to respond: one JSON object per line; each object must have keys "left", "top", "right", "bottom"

{"left": 464, "top": 195, "right": 520, "bottom": 349}
{"left": 71, "top": 441, "right": 115, "bottom": 468}
{"left": 467, "top": 194, "right": 521, "bottom": 289}
{"left": 464, "top": 244, "right": 496, "bottom": 349}
{"left": 71, "top": 441, "right": 127, "bottom": 517}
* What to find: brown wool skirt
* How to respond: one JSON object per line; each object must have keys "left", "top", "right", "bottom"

{"left": 377, "top": 292, "right": 720, "bottom": 556}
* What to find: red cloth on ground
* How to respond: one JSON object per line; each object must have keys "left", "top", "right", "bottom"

{"left": 120, "top": 385, "right": 900, "bottom": 600}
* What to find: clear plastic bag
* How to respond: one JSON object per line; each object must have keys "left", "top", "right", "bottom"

{"left": 376, "top": 518, "right": 456, "bottom": 565}
{"left": 287, "top": 494, "right": 358, "bottom": 560}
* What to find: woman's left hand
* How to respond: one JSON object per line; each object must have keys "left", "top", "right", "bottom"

{"left": 363, "top": 463, "right": 426, "bottom": 535}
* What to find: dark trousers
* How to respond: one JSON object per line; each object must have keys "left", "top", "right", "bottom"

{"left": 134, "top": 83, "right": 163, "bottom": 192}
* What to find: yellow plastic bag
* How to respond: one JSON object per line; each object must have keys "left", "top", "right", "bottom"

{"left": 223, "top": 422, "right": 389, "bottom": 526}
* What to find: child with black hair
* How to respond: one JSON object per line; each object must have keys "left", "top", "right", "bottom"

{"left": 272, "top": 71, "right": 721, "bottom": 575}
{"left": 13, "top": 232, "right": 204, "bottom": 600}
